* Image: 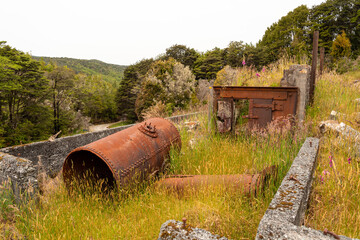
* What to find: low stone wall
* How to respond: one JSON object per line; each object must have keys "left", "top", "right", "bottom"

{"left": 256, "top": 137, "right": 358, "bottom": 240}
{"left": 0, "top": 124, "right": 135, "bottom": 178}
{"left": 0, "top": 112, "right": 202, "bottom": 193}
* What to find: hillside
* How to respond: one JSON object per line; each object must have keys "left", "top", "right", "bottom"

{"left": 32, "top": 56, "right": 127, "bottom": 84}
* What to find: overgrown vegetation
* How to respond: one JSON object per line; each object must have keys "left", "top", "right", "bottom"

{"left": 2, "top": 54, "right": 360, "bottom": 239}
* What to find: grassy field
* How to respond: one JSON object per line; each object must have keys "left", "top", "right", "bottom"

{"left": 304, "top": 71, "right": 360, "bottom": 238}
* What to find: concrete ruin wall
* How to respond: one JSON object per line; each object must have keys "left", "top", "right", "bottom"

{"left": 280, "top": 64, "right": 311, "bottom": 122}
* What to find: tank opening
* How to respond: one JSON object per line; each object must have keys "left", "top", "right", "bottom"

{"left": 234, "top": 99, "right": 249, "bottom": 132}
{"left": 63, "top": 150, "right": 116, "bottom": 191}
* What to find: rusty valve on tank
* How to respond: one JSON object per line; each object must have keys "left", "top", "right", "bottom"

{"left": 138, "top": 122, "right": 158, "bottom": 138}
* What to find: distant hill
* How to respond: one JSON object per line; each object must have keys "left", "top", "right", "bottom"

{"left": 32, "top": 56, "right": 127, "bottom": 84}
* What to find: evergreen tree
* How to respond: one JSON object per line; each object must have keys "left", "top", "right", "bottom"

{"left": 164, "top": 44, "right": 199, "bottom": 69}
{"left": 116, "top": 58, "right": 154, "bottom": 121}
{"left": 193, "top": 48, "right": 226, "bottom": 80}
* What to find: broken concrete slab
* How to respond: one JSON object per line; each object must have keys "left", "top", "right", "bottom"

{"left": 319, "top": 120, "right": 360, "bottom": 142}
{"left": 158, "top": 220, "right": 228, "bottom": 240}
{"left": 0, "top": 152, "right": 38, "bottom": 201}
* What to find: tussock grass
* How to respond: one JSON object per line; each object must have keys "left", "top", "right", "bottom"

{"left": 305, "top": 70, "right": 360, "bottom": 238}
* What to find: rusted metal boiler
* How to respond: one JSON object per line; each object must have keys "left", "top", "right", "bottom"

{"left": 156, "top": 166, "right": 277, "bottom": 196}
{"left": 62, "top": 118, "right": 181, "bottom": 189}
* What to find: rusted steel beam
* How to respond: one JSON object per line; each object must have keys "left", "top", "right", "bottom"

{"left": 156, "top": 166, "right": 277, "bottom": 196}
{"left": 213, "top": 86, "right": 298, "bottom": 100}
{"left": 62, "top": 118, "right": 181, "bottom": 189}
{"left": 310, "top": 31, "right": 319, "bottom": 105}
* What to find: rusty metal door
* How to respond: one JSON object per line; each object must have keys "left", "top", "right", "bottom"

{"left": 247, "top": 99, "right": 273, "bottom": 128}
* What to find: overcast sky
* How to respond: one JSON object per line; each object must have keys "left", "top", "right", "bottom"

{"left": 1, "top": 0, "right": 325, "bottom": 66}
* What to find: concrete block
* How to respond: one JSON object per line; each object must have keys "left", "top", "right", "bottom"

{"left": 280, "top": 65, "right": 311, "bottom": 122}
{"left": 158, "top": 220, "right": 228, "bottom": 240}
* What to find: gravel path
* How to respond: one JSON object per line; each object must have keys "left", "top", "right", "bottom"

{"left": 88, "top": 123, "right": 114, "bottom": 132}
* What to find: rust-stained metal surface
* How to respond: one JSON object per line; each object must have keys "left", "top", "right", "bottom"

{"left": 156, "top": 166, "right": 277, "bottom": 196}
{"left": 62, "top": 118, "right": 181, "bottom": 188}
{"left": 213, "top": 86, "right": 298, "bottom": 131}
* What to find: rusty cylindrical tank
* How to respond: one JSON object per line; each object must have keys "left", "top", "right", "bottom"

{"left": 62, "top": 118, "right": 181, "bottom": 189}
{"left": 156, "top": 166, "right": 277, "bottom": 196}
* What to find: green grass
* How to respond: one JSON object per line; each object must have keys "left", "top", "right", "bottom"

{"left": 11, "top": 114, "right": 305, "bottom": 240}
{"left": 107, "top": 120, "right": 134, "bottom": 129}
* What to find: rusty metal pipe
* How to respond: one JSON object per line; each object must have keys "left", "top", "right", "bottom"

{"left": 156, "top": 166, "right": 277, "bottom": 196}
{"left": 62, "top": 118, "right": 181, "bottom": 189}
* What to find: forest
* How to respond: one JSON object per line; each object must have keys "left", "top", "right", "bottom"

{"left": 1, "top": 0, "right": 359, "bottom": 147}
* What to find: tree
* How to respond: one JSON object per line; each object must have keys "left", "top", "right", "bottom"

{"left": 116, "top": 58, "right": 154, "bottom": 121}
{"left": 257, "top": 5, "right": 310, "bottom": 66}
{"left": 193, "top": 48, "right": 226, "bottom": 80}
{"left": 215, "top": 66, "right": 240, "bottom": 86}
{"left": 73, "top": 74, "right": 117, "bottom": 123}
{"left": 45, "top": 65, "right": 75, "bottom": 133}
{"left": 164, "top": 44, "right": 199, "bottom": 69}
{"left": 135, "top": 59, "right": 196, "bottom": 118}
{"left": 309, "top": 0, "right": 360, "bottom": 56}
{"left": 331, "top": 30, "right": 352, "bottom": 59}
{"left": 0, "top": 42, "right": 52, "bottom": 146}
{"left": 225, "top": 41, "right": 246, "bottom": 67}
{"left": 0, "top": 42, "right": 48, "bottom": 129}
